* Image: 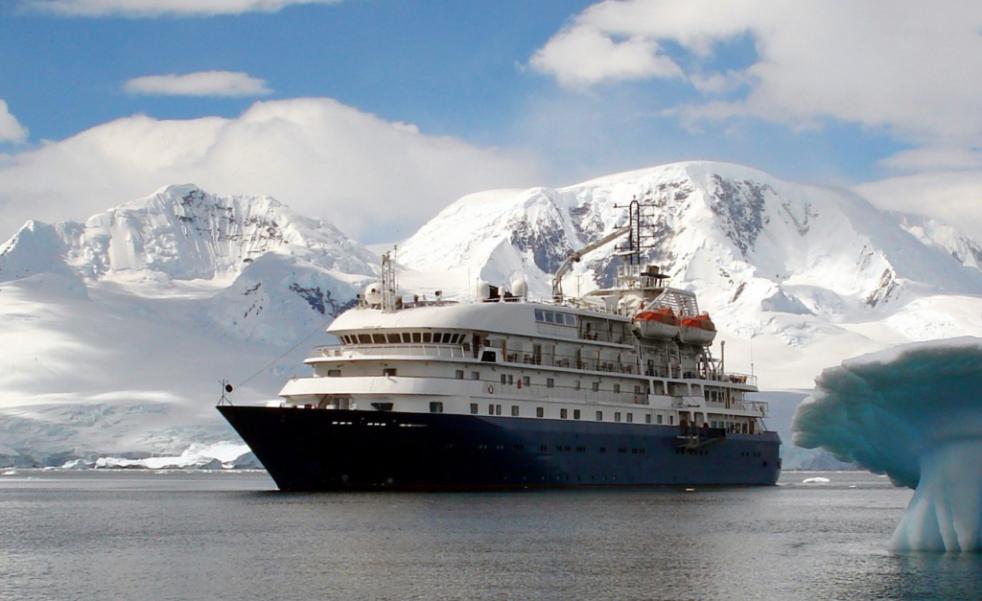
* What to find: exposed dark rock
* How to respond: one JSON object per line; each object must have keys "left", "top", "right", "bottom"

{"left": 710, "top": 176, "right": 772, "bottom": 257}
{"left": 289, "top": 283, "right": 358, "bottom": 317}
{"left": 508, "top": 215, "right": 571, "bottom": 274}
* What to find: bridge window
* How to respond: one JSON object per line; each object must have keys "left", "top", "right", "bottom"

{"left": 357, "top": 334, "right": 371, "bottom": 344}
{"left": 411, "top": 332, "right": 421, "bottom": 343}
{"left": 456, "top": 370, "right": 464, "bottom": 380}
{"left": 327, "top": 369, "right": 341, "bottom": 377}
{"left": 626, "top": 413, "right": 633, "bottom": 423}
{"left": 422, "top": 332, "right": 432, "bottom": 343}
{"left": 573, "top": 409, "right": 581, "bottom": 420}
{"left": 614, "top": 412, "right": 621, "bottom": 422}
{"left": 429, "top": 402, "right": 443, "bottom": 413}
{"left": 536, "top": 407, "right": 544, "bottom": 418}
{"left": 500, "top": 374, "right": 507, "bottom": 385}
{"left": 534, "top": 309, "right": 577, "bottom": 327}
{"left": 470, "top": 403, "right": 478, "bottom": 414}
{"left": 471, "top": 371, "right": 480, "bottom": 380}
{"left": 592, "top": 382, "right": 600, "bottom": 392}
{"left": 560, "top": 408, "right": 568, "bottom": 419}
{"left": 596, "top": 411, "right": 603, "bottom": 421}
{"left": 511, "top": 405, "right": 520, "bottom": 417}
{"left": 383, "top": 368, "right": 397, "bottom": 376}
{"left": 522, "top": 376, "right": 530, "bottom": 386}
{"left": 613, "top": 384, "right": 621, "bottom": 393}
{"left": 546, "top": 378, "right": 555, "bottom": 388}
{"left": 645, "top": 414, "right": 652, "bottom": 424}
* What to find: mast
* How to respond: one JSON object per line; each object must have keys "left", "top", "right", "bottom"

{"left": 381, "top": 247, "right": 398, "bottom": 313}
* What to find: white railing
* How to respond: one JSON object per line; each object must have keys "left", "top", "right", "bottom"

{"left": 745, "top": 400, "right": 768, "bottom": 415}
{"left": 695, "top": 372, "right": 758, "bottom": 387}
{"left": 313, "top": 344, "right": 468, "bottom": 360}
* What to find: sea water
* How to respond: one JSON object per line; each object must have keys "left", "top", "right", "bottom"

{"left": 0, "top": 470, "right": 978, "bottom": 601}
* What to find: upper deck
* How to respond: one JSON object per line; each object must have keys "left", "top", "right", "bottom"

{"left": 329, "top": 299, "right": 635, "bottom": 347}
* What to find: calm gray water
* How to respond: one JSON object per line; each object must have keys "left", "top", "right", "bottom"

{"left": 0, "top": 470, "right": 978, "bottom": 601}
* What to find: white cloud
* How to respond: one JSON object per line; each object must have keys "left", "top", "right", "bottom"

{"left": 529, "top": 25, "right": 682, "bottom": 87}
{"left": 857, "top": 172, "right": 982, "bottom": 242}
{"left": 0, "top": 98, "right": 542, "bottom": 243}
{"left": 123, "top": 71, "right": 271, "bottom": 98}
{"left": 0, "top": 100, "right": 28, "bottom": 144}
{"left": 531, "top": 1, "right": 982, "bottom": 149}
{"left": 877, "top": 147, "right": 982, "bottom": 172}
{"left": 21, "top": 0, "right": 336, "bottom": 17}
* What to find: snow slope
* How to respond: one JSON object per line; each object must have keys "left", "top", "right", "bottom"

{"left": 400, "top": 161, "right": 982, "bottom": 388}
{"left": 4, "top": 163, "right": 982, "bottom": 468}
{"left": 0, "top": 185, "right": 378, "bottom": 466}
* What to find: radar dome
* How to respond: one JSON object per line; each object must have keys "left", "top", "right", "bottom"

{"left": 510, "top": 275, "right": 528, "bottom": 299}
{"left": 475, "top": 280, "right": 491, "bottom": 300}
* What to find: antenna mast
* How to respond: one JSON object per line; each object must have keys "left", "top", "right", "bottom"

{"left": 381, "top": 246, "right": 398, "bottom": 313}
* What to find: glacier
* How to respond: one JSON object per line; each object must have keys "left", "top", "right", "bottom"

{"left": 792, "top": 338, "right": 982, "bottom": 552}
{"left": 4, "top": 162, "right": 982, "bottom": 469}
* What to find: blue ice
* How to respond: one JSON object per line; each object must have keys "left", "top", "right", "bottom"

{"left": 792, "top": 337, "right": 982, "bottom": 552}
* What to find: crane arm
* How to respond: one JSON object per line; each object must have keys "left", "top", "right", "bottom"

{"left": 552, "top": 225, "right": 632, "bottom": 301}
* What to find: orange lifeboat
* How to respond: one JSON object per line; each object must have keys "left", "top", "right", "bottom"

{"left": 679, "top": 313, "right": 716, "bottom": 346}
{"left": 634, "top": 307, "right": 680, "bottom": 340}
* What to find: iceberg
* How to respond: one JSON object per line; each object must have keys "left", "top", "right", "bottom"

{"left": 90, "top": 441, "right": 253, "bottom": 471}
{"left": 792, "top": 337, "right": 982, "bottom": 552}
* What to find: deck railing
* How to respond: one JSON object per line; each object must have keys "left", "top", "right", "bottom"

{"left": 314, "top": 344, "right": 468, "bottom": 360}
{"left": 313, "top": 344, "right": 756, "bottom": 387}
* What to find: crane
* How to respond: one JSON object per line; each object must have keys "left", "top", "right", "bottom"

{"left": 552, "top": 225, "right": 632, "bottom": 302}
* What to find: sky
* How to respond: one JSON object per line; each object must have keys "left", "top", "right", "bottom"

{"left": 1, "top": 0, "right": 981, "bottom": 243}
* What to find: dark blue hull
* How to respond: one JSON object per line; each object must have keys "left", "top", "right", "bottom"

{"left": 218, "top": 406, "right": 781, "bottom": 491}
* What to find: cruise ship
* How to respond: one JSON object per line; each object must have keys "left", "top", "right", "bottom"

{"left": 218, "top": 208, "right": 781, "bottom": 491}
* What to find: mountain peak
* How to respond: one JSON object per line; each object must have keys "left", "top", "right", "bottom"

{"left": 400, "top": 160, "right": 982, "bottom": 327}
{"left": 1, "top": 185, "right": 378, "bottom": 286}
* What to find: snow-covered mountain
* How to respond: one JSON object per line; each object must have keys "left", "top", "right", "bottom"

{"left": 399, "top": 161, "right": 982, "bottom": 388}
{"left": 4, "top": 162, "right": 982, "bottom": 468}
{"left": 0, "top": 184, "right": 378, "bottom": 344}
{"left": 0, "top": 185, "right": 378, "bottom": 466}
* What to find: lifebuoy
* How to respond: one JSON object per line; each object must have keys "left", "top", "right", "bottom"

{"left": 487, "top": 384, "right": 494, "bottom": 394}
{"left": 517, "top": 379, "right": 522, "bottom": 389}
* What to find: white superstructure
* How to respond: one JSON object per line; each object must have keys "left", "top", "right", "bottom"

{"left": 277, "top": 250, "right": 770, "bottom": 437}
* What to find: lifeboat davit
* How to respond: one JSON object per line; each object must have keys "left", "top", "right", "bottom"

{"left": 634, "top": 307, "right": 680, "bottom": 340}
{"left": 679, "top": 313, "right": 716, "bottom": 346}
